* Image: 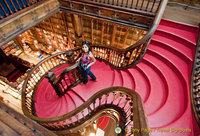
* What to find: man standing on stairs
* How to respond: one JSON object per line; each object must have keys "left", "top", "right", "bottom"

{"left": 76, "top": 41, "right": 97, "bottom": 84}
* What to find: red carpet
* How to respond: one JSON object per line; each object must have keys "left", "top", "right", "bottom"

{"left": 35, "top": 19, "right": 200, "bottom": 136}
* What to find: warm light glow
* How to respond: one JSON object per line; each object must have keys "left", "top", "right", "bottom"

{"left": 93, "top": 123, "right": 97, "bottom": 130}
{"left": 89, "top": 133, "right": 95, "bottom": 136}
{"left": 136, "top": 31, "right": 139, "bottom": 34}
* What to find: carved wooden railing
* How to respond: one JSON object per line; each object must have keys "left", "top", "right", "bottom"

{"left": 0, "top": 0, "right": 45, "bottom": 21}
{"left": 22, "top": 84, "right": 149, "bottom": 135}
{"left": 46, "top": 62, "right": 80, "bottom": 97}
{"left": 59, "top": 0, "right": 166, "bottom": 30}
{"left": 191, "top": 24, "right": 200, "bottom": 127}
{"left": 92, "top": 43, "right": 147, "bottom": 69}
{"left": 22, "top": 50, "right": 80, "bottom": 115}
{"left": 73, "top": 0, "right": 162, "bottom": 13}
{"left": 60, "top": 0, "right": 168, "bottom": 68}
{"left": 21, "top": 50, "right": 149, "bottom": 135}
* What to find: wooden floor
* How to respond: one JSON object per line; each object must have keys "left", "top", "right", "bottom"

{"left": 163, "top": 3, "right": 200, "bottom": 26}
{"left": 0, "top": 84, "right": 22, "bottom": 114}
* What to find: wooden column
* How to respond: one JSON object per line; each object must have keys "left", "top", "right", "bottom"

{"left": 101, "top": 22, "right": 104, "bottom": 45}
{"left": 70, "top": 14, "right": 77, "bottom": 39}
{"left": 123, "top": 27, "right": 130, "bottom": 49}
{"left": 91, "top": 19, "right": 94, "bottom": 44}
{"left": 61, "top": 12, "right": 70, "bottom": 42}
{"left": 73, "top": 14, "right": 82, "bottom": 37}
{"left": 57, "top": 13, "right": 64, "bottom": 39}
{"left": 80, "top": 16, "right": 85, "bottom": 41}
{"left": 111, "top": 24, "right": 116, "bottom": 46}
{"left": 14, "top": 37, "right": 24, "bottom": 52}
{"left": 71, "top": 14, "right": 84, "bottom": 46}
{"left": 49, "top": 17, "right": 60, "bottom": 50}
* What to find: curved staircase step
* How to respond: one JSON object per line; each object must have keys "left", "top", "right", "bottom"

{"left": 158, "top": 19, "right": 199, "bottom": 44}
{"left": 62, "top": 93, "right": 76, "bottom": 113}
{"left": 120, "top": 70, "right": 135, "bottom": 90}
{"left": 148, "top": 40, "right": 190, "bottom": 81}
{"left": 128, "top": 67, "right": 150, "bottom": 102}
{"left": 144, "top": 51, "right": 188, "bottom": 127}
{"left": 67, "top": 89, "right": 85, "bottom": 108}
{"left": 72, "top": 69, "right": 114, "bottom": 100}
{"left": 112, "top": 70, "right": 123, "bottom": 87}
{"left": 137, "top": 59, "right": 168, "bottom": 115}
{"left": 97, "top": 116, "right": 110, "bottom": 131}
{"left": 152, "top": 30, "right": 195, "bottom": 59}
{"left": 151, "top": 38, "right": 192, "bottom": 62}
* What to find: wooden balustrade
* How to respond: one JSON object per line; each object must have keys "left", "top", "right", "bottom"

{"left": 59, "top": 0, "right": 167, "bottom": 69}
{"left": 23, "top": 85, "right": 149, "bottom": 135}
{"left": 21, "top": 48, "right": 150, "bottom": 135}
{"left": 59, "top": 0, "right": 156, "bottom": 30}
{"left": 46, "top": 62, "right": 81, "bottom": 97}
{"left": 22, "top": 50, "right": 80, "bottom": 116}
{"left": 0, "top": 0, "right": 44, "bottom": 21}
{"left": 91, "top": 42, "right": 148, "bottom": 69}
{"left": 85, "top": 0, "right": 162, "bottom": 13}
{"left": 22, "top": 41, "right": 158, "bottom": 131}
{"left": 191, "top": 24, "right": 200, "bottom": 127}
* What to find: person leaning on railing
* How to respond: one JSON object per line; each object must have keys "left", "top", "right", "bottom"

{"left": 76, "top": 41, "right": 96, "bottom": 84}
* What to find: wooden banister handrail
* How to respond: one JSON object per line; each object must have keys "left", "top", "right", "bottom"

{"left": 23, "top": 85, "right": 149, "bottom": 136}
{"left": 22, "top": 49, "right": 81, "bottom": 116}
{"left": 190, "top": 23, "right": 200, "bottom": 127}
{"left": 47, "top": 62, "right": 81, "bottom": 97}
{"left": 67, "top": 0, "right": 156, "bottom": 16}
{"left": 21, "top": 55, "right": 148, "bottom": 135}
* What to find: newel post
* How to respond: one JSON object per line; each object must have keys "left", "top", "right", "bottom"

{"left": 46, "top": 72, "right": 63, "bottom": 97}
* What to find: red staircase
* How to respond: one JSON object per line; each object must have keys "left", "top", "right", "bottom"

{"left": 35, "top": 19, "right": 200, "bottom": 136}
{"left": 7, "top": 69, "right": 24, "bottom": 82}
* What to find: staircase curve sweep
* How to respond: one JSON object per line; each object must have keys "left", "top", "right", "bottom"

{"left": 59, "top": 0, "right": 168, "bottom": 69}
{"left": 22, "top": 50, "right": 149, "bottom": 135}
{"left": 191, "top": 24, "right": 200, "bottom": 128}
{"left": 22, "top": 65, "right": 149, "bottom": 135}
{"left": 22, "top": 19, "right": 200, "bottom": 135}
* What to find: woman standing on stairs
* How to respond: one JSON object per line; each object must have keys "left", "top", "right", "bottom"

{"left": 76, "top": 41, "right": 96, "bottom": 84}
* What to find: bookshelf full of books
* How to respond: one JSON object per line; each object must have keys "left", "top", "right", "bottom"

{"left": 0, "top": 40, "right": 23, "bottom": 56}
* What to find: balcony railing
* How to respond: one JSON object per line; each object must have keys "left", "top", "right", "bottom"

{"left": 59, "top": 0, "right": 168, "bottom": 68}
{"left": 0, "top": 0, "right": 45, "bottom": 21}
{"left": 191, "top": 24, "right": 200, "bottom": 127}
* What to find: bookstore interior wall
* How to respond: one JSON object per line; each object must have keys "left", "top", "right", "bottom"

{"left": 0, "top": 11, "right": 147, "bottom": 102}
